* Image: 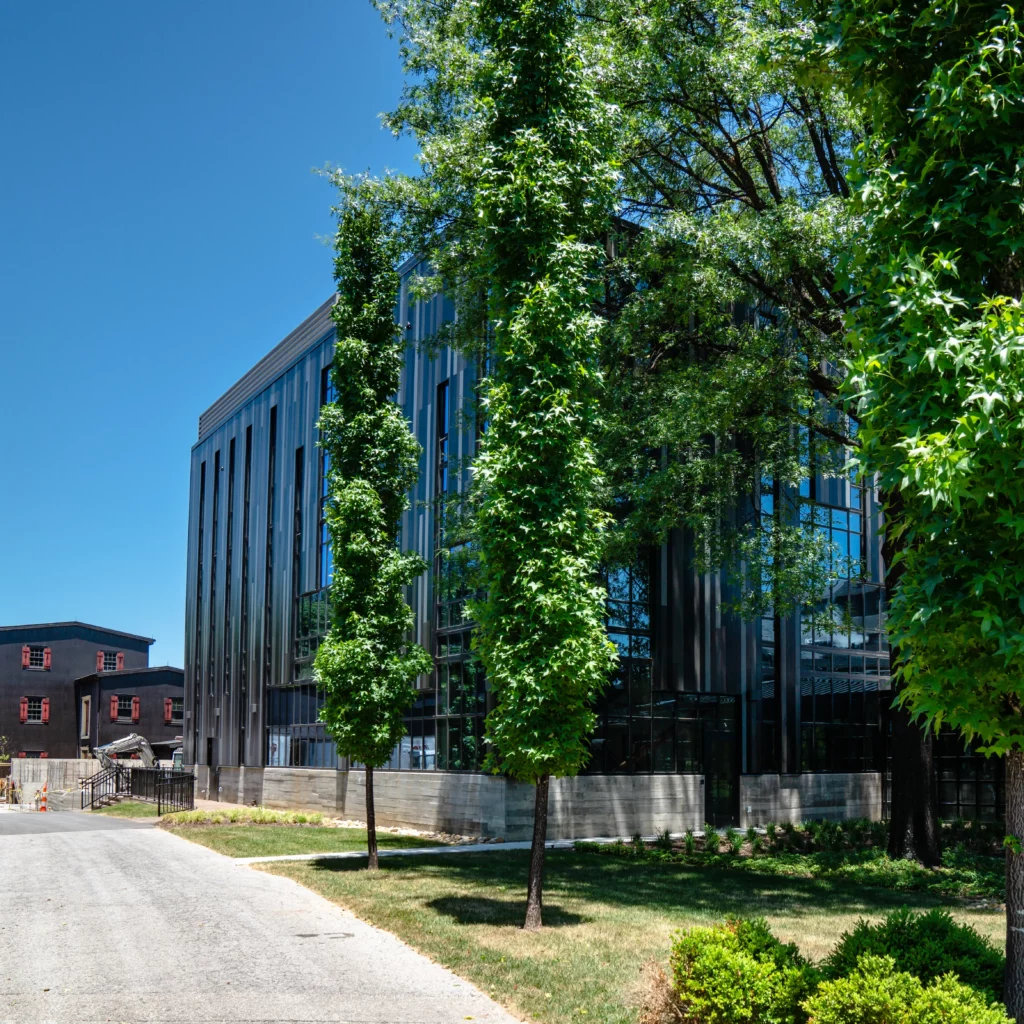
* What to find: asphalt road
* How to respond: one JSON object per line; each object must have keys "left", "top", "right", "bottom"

{"left": 0, "top": 811, "right": 517, "bottom": 1024}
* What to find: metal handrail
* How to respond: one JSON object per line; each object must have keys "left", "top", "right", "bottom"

{"left": 80, "top": 764, "right": 129, "bottom": 810}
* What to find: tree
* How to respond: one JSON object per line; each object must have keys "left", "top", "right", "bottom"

{"left": 592, "top": 0, "right": 939, "bottom": 860}
{"left": 375, "top": 0, "right": 618, "bottom": 930}
{"left": 314, "top": 177, "right": 433, "bottom": 870}
{"left": 594, "top": 0, "right": 859, "bottom": 613}
{"left": 468, "top": 0, "right": 619, "bottom": 931}
{"left": 831, "top": 0, "right": 1024, "bottom": 1008}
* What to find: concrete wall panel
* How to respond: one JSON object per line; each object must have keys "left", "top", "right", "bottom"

{"left": 740, "top": 772, "right": 883, "bottom": 827}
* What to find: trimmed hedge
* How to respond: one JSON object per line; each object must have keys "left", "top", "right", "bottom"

{"left": 806, "top": 954, "right": 1011, "bottom": 1024}
{"left": 667, "top": 913, "right": 1008, "bottom": 1023}
{"left": 669, "top": 917, "right": 818, "bottom": 1023}
{"left": 823, "top": 907, "right": 1004, "bottom": 1001}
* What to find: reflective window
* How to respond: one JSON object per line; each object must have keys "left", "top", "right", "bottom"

{"left": 266, "top": 684, "right": 337, "bottom": 768}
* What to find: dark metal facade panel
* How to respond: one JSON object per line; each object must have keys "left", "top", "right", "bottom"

{"left": 185, "top": 324, "right": 336, "bottom": 766}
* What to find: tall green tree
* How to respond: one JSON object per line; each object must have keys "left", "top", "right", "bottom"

{"left": 376, "top": 0, "right": 618, "bottom": 929}
{"left": 315, "top": 178, "right": 433, "bottom": 870}
{"left": 469, "top": 0, "right": 619, "bottom": 931}
{"left": 831, "top": 0, "right": 1024, "bottom": 1008}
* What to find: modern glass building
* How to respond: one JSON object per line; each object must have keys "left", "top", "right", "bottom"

{"left": 185, "top": 264, "right": 979, "bottom": 837}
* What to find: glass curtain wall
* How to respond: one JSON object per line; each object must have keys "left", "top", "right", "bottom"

{"left": 798, "top": 453, "right": 887, "bottom": 774}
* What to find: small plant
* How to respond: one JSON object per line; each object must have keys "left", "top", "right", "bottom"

{"left": 655, "top": 829, "right": 674, "bottom": 851}
{"left": 765, "top": 821, "right": 778, "bottom": 853}
{"left": 631, "top": 832, "right": 644, "bottom": 849}
{"left": 683, "top": 830, "right": 696, "bottom": 855}
{"left": 703, "top": 824, "right": 720, "bottom": 853}
{"left": 724, "top": 827, "right": 743, "bottom": 854}
{"left": 0, "top": 735, "right": 10, "bottom": 764}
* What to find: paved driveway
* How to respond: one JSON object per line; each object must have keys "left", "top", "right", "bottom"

{"left": 0, "top": 811, "right": 517, "bottom": 1023}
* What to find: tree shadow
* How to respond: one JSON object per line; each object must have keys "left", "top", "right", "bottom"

{"left": 306, "top": 849, "right": 987, "bottom": 926}
{"left": 427, "top": 894, "right": 589, "bottom": 927}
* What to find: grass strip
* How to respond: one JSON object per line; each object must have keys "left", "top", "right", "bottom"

{"left": 166, "top": 822, "right": 442, "bottom": 858}
{"left": 94, "top": 800, "right": 160, "bottom": 818}
{"left": 261, "top": 848, "right": 1004, "bottom": 1024}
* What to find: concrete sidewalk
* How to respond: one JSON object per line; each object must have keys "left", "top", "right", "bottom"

{"left": 0, "top": 812, "right": 518, "bottom": 1023}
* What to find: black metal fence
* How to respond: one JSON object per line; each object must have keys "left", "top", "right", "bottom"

{"left": 156, "top": 770, "right": 195, "bottom": 814}
{"left": 81, "top": 766, "right": 195, "bottom": 814}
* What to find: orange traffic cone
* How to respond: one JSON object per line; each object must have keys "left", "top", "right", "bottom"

{"left": 39, "top": 782, "right": 47, "bottom": 813}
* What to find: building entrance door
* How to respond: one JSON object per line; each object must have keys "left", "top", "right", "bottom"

{"left": 206, "top": 738, "right": 219, "bottom": 802}
{"left": 701, "top": 696, "right": 739, "bottom": 828}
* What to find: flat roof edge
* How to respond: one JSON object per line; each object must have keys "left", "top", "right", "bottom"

{"left": 0, "top": 622, "right": 155, "bottom": 644}
{"left": 196, "top": 295, "right": 338, "bottom": 444}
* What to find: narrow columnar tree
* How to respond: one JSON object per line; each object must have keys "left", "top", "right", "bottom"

{"left": 315, "top": 178, "right": 433, "bottom": 870}
{"left": 832, "top": 0, "right": 1024, "bottom": 1009}
{"left": 469, "top": 0, "right": 619, "bottom": 931}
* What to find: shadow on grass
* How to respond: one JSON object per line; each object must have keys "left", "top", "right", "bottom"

{"left": 427, "top": 895, "right": 589, "bottom": 927}
{"left": 307, "top": 849, "right": 954, "bottom": 923}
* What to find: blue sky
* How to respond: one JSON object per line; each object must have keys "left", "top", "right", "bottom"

{"left": 0, "top": 2, "right": 417, "bottom": 667}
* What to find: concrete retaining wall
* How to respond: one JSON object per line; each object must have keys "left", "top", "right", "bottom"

{"left": 12, "top": 758, "right": 101, "bottom": 791}
{"left": 256, "top": 768, "right": 704, "bottom": 840}
{"left": 740, "top": 772, "right": 883, "bottom": 827}
{"left": 191, "top": 766, "right": 882, "bottom": 836}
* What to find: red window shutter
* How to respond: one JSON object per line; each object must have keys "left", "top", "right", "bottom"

{"left": 131, "top": 696, "right": 140, "bottom": 723}
{"left": 110, "top": 694, "right": 118, "bottom": 721}
{"left": 97, "top": 651, "right": 104, "bottom": 672}
{"left": 164, "top": 698, "right": 172, "bottom": 724}
{"left": 116, "top": 652, "right": 125, "bottom": 671}
{"left": 21, "top": 646, "right": 30, "bottom": 668}
{"left": 19, "top": 697, "right": 28, "bottom": 723}
{"left": 43, "top": 648, "right": 52, "bottom": 670}
{"left": 41, "top": 698, "right": 50, "bottom": 724}
{"left": 40, "top": 751, "right": 48, "bottom": 759}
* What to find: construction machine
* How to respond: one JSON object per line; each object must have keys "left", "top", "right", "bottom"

{"left": 93, "top": 733, "right": 157, "bottom": 769}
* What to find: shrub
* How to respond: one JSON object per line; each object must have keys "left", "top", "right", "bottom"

{"left": 868, "top": 820, "right": 888, "bottom": 848}
{"left": 725, "top": 827, "right": 743, "bottom": 854}
{"left": 655, "top": 829, "right": 674, "bottom": 851}
{"left": 805, "top": 954, "right": 1011, "bottom": 1024}
{"left": 669, "top": 917, "right": 817, "bottom": 1024}
{"left": 684, "top": 830, "right": 696, "bottom": 855}
{"left": 824, "top": 908, "right": 1004, "bottom": 1000}
{"left": 704, "top": 824, "right": 720, "bottom": 853}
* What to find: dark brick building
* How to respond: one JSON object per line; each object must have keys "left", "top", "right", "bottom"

{"left": 75, "top": 667, "right": 185, "bottom": 760}
{"left": 0, "top": 622, "right": 181, "bottom": 760}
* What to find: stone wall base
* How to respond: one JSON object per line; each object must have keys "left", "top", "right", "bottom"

{"left": 739, "top": 773, "right": 882, "bottom": 827}
{"left": 188, "top": 767, "right": 883, "bottom": 838}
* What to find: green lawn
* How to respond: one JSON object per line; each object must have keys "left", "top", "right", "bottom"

{"left": 95, "top": 800, "right": 160, "bottom": 818}
{"left": 262, "top": 849, "right": 1005, "bottom": 1024}
{"left": 166, "top": 823, "right": 442, "bottom": 858}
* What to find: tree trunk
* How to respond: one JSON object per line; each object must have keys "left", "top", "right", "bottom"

{"left": 880, "top": 486, "right": 940, "bottom": 866}
{"left": 366, "top": 764, "right": 379, "bottom": 871}
{"left": 524, "top": 774, "right": 550, "bottom": 932}
{"left": 886, "top": 684, "right": 940, "bottom": 865}
{"left": 1005, "top": 750, "right": 1024, "bottom": 1020}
